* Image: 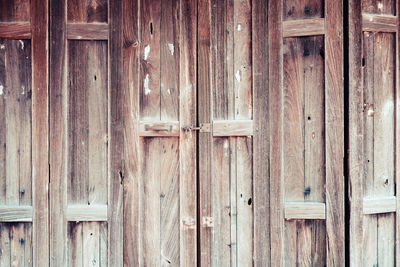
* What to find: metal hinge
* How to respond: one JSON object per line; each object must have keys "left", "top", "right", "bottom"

{"left": 182, "top": 123, "right": 211, "bottom": 133}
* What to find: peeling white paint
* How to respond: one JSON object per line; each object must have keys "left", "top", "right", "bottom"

{"left": 378, "top": 2, "right": 383, "bottom": 9}
{"left": 382, "top": 100, "right": 393, "bottom": 117}
{"left": 167, "top": 43, "right": 174, "bottom": 55}
{"left": 0, "top": 85, "right": 3, "bottom": 95}
{"left": 167, "top": 88, "right": 171, "bottom": 95}
{"left": 237, "top": 24, "right": 242, "bottom": 31}
{"left": 21, "top": 85, "right": 25, "bottom": 95}
{"left": 144, "top": 74, "right": 151, "bottom": 95}
{"left": 235, "top": 70, "right": 241, "bottom": 82}
{"left": 144, "top": 45, "right": 150, "bottom": 60}
{"left": 19, "top": 40, "right": 24, "bottom": 50}
{"left": 0, "top": 44, "right": 4, "bottom": 49}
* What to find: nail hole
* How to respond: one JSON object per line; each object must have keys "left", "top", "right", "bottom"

{"left": 150, "top": 22, "right": 153, "bottom": 35}
{"left": 362, "top": 58, "right": 365, "bottom": 66}
{"left": 248, "top": 198, "right": 252, "bottom": 205}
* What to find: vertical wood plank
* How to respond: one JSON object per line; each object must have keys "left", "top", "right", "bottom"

{"left": 0, "top": 224, "right": 11, "bottom": 266}
{"left": 348, "top": 0, "right": 363, "bottom": 265}
{"left": 24, "top": 223, "right": 32, "bottom": 266}
{"left": 325, "top": 0, "right": 344, "bottom": 265}
{"left": 109, "top": 0, "right": 124, "bottom": 264}
{"left": 50, "top": 0, "right": 67, "bottom": 264}
{"left": 140, "top": 0, "right": 161, "bottom": 120}
{"left": 67, "top": 0, "right": 108, "bottom": 23}
{"left": 10, "top": 223, "right": 24, "bottom": 267}
{"left": 198, "top": 0, "right": 212, "bottom": 265}
{"left": 68, "top": 222, "right": 83, "bottom": 267}
{"left": 83, "top": 222, "right": 100, "bottom": 267}
{"left": 32, "top": 0, "right": 49, "bottom": 265}
{"left": 122, "top": 0, "right": 140, "bottom": 265}
{"left": 252, "top": 0, "right": 270, "bottom": 264}
{"left": 396, "top": 1, "right": 400, "bottom": 265}
{"left": 0, "top": 0, "right": 30, "bottom": 22}
{"left": 268, "top": 0, "right": 284, "bottom": 265}
{"left": 179, "top": 0, "right": 197, "bottom": 265}
{"left": 0, "top": 39, "right": 5, "bottom": 205}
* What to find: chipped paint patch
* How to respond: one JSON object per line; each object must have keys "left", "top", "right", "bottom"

{"left": 167, "top": 43, "right": 174, "bottom": 55}
{"left": 167, "top": 88, "right": 171, "bottom": 95}
{"left": 21, "top": 85, "right": 25, "bottom": 95}
{"left": 235, "top": 70, "right": 241, "bottom": 82}
{"left": 0, "top": 85, "right": 3, "bottom": 95}
{"left": 378, "top": 2, "right": 383, "bottom": 9}
{"left": 144, "top": 45, "right": 150, "bottom": 60}
{"left": 19, "top": 40, "right": 24, "bottom": 50}
{"left": 0, "top": 44, "right": 4, "bottom": 49}
{"left": 381, "top": 100, "right": 393, "bottom": 117}
{"left": 237, "top": 24, "right": 242, "bottom": 31}
{"left": 144, "top": 74, "right": 151, "bottom": 95}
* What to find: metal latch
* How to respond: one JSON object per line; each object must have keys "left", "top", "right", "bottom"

{"left": 182, "top": 123, "right": 211, "bottom": 133}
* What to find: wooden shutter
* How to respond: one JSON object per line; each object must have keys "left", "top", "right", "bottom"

{"left": 0, "top": 0, "right": 48, "bottom": 265}
{"left": 269, "top": 0, "right": 344, "bottom": 266}
{"left": 197, "top": 0, "right": 270, "bottom": 265}
{"left": 122, "top": 0, "right": 197, "bottom": 265}
{"left": 349, "top": 0, "right": 400, "bottom": 265}
{"left": 49, "top": 0, "right": 123, "bottom": 265}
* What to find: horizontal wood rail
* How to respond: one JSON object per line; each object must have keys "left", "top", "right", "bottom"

{"left": 67, "top": 23, "right": 109, "bottom": 40}
{"left": 139, "top": 120, "right": 254, "bottom": 137}
{"left": 284, "top": 202, "right": 326, "bottom": 220}
{"left": 66, "top": 204, "right": 108, "bottom": 221}
{"left": 0, "top": 22, "right": 31, "bottom": 39}
{"left": 282, "top": 18, "right": 325, "bottom": 38}
{"left": 362, "top": 14, "right": 397, "bottom": 32}
{"left": 139, "top": 121, "right": 180, "bottom": 136}
{"left": 0, "top": 206, "right": 33, "bottom": 222}
{"left": 213, "top": 120, "right": 253, "bottom": 136}
{"left": 363, "top": 196, "right": 397, "bottom": 215}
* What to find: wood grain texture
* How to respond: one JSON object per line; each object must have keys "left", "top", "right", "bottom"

{"left": 0, "top": 223, "right": 32, "bottom": 266}
{"left": 325, "top": 0, "right": 344, "bottom": 265}
{"left": 0, "top": 206, "right": 33, "bottom": 222}
{"left": 122, "top": 0, "right": 140, "bottom": 264}
{"left": 49, "top": 0, "right": 68, "bottom": 264}
{"left": 66, "top": 205, "right": 108, "bottom": 221}
{"left": 283, "top": 0, "right": 323, "bottom": 21}
{"left": 67, "top": 23, "right": 109, "bottom": 40}
{"left": 67, "top": 0, "right": 108, "bottom": 23}
{"left": 362, "top": 14, "right": 397, "bottom": 32}
{"left": 179, "top": 0, "right": 197, "bottom": 265}
{"left": 213, "top": 120, "right": 253, "bottom": 136}
{"left": 139, "top": 121, "right": 180, "bottom": 137}
{"left": 284, "top": 202, "right": 325, "bottom": 219}
{"left": 269, "top": 0, "right": 284, "bottom": 264}
{"left": 0, "top": 0, "right": 30, "bottom": 22}
{"left": 362, "top": 0, "right": 395, "bottom": 15}
{"left": 109, "top": 0, "right": 124, "bottom": 265}
{"left": 252, "top": 0, "right": 270, "bottom": 264}
{"left": 0, "top": 22, "right": 31, "bottom": 39}
{"left": 282, "top": 18, "right": 324, "bottom": 38}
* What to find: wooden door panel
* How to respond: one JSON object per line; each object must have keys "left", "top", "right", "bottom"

{"left": 349, "top": 0, "right": 399, "bottom": 265}
{"left": 270, "top": 0, "right": 344, "bottom": 266}
{"left": 50, "top": 0, "right": 123, "bottom": 265}
{"left": 0, "top": 0, "right": 48, "bottom": 266}
{"left": 123, "top": 0, "right": 197, "bottom": 266}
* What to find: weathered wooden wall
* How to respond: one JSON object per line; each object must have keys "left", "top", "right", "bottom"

{"left": 270, "top": 0, "right": 344, "bottom": 266}
{"left": 0, "top": 0, "right": 48, "bottom": 266}
{"left": 349, "top": 0, "right": 400, "bottom": 266}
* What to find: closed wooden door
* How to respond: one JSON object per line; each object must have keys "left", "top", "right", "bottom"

{"left": 0, "top": 0, "right": 48, "bottom": 265}
{"left": 49, "top": 0, "right": 124, "bottom": 265}
{"left": 349, "top": 0, "right": 400, "bottom": 266}
{"left": 269, "top": 0, "right": 344, "bottom": 266}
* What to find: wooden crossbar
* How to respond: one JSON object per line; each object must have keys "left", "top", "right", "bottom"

{"left": 284, "top": 202, "right": 326, "bottom": 220}
{"left": 67, "top": 23, "right": 109, "bottom": 40}
{"left": 0, "top": 22, "right": 31, "bottom": 39}
{"left": 0, "top": 206, "right": 33, "bottom": 222}
{"left": 66, "top": 204, "right": 108, "bottom": 221}
{"left": 282, "top": 18, "right": 325, "bottom": 38}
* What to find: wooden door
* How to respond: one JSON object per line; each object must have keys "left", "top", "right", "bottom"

{"left": 122, "top": 0, "right": 197, "bottom": 266}
{"left": 349, "top": 0, "right": 400, "bottom": 265}
{"left": 269, "top": 0, "right": 344, "bottom": 266}
{"left": 49, "top": 0, "right": 124, "bottom": 265}
{"left": 198, "top": 0, "right": 270, "bottom": 266}
{"left": 0, "top": 0, "right": 48, "bottom": 266}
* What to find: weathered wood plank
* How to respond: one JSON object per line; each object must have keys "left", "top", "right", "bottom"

{"left": 396, "top": 1, "right": 400, "bottom": 265}
{"left": 140, "top": 0, "right": 161, "bottom": 120}
{"left": 0, "top": 0, "right": 30, "bottom": 22}
{"left": 284, "top": 202, "right": 325, "bottom": 219}
{"left": 10, "top": 223, "right": 25, "bottom": 266}
{"left": 362, "top": 0, "right": 395, "bottom": 15}
{"left": 213, "top": 120, "right": 253, "bottom": 136}
{"left": 179, "top": 0, "right": 197, "bottom": 265}
{"left": 198, "top": 0, "right": 212, "bottom": 265}
{"left": 363, "top": 196, "right": 397, "bottom": 214}
{"left": 49, "top": 0, "right": 68, "bottom": 264}
{"left": 283, "top": 0, "right": 324, "bottom": 21}
{"left": 0, "top": 223, "right": 11, "bottom": 266}
{"left": 282, "top": 18, "right": 324, "bottom": 38}
{"left": 68, "top": 222, "right": 83, "bottom": 267}
{"left": 67, "top": 23, "right": 109, "bottom": 40}
{"left": 269, "top": 0, "right": 284, "bottom": 264}
{"left": 139, "top": 121, "right": 180, "bottom": 137}
{"left": 122, "top": 0, "right": 140, "bottom": 264}
{"left": 252, "top": 0, "right": 270, "bottom": 264}
{"left": 0, "top": 206, "right": 33, "bottom": 222}
{"left": 362, "top": 14, "right": 397, "bottom": 32}
{"left": 0, "top": 22, "right": 31, "bottom": 39}
{"left": 66, "top": 205, "right": 108, "bottom": 221}
{"left": 109, "top": 0, "right": 124, "bottom": 264}
{"left": 83, "top": 222, "right": 100, "bottom": 267}
{"left": 325, "top": 0, "right": 344, "bottom": 265}
{"left": 67, "top": 0, "right": 108, "bottom": 23}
